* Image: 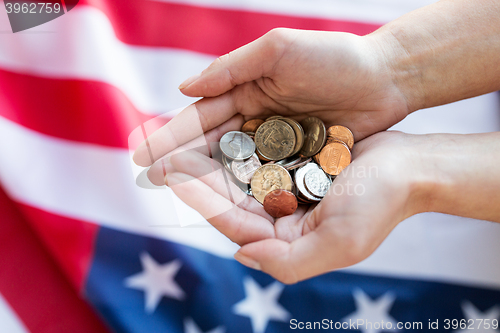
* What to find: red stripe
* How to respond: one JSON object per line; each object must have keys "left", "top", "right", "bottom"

{"left": 0, "top": 186, "right": 110, "bottom": 333}
{"left": 18, "top": 204, "right": 99, "bottom": 292}
{"left": 78, "top": 0, "right": 381, "bottom": 54}
{"left": 0, "top": 69, "right": 168, "bottom": 149}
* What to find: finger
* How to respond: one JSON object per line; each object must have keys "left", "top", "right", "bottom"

{"left": 168, "top": 150, "right": 273, "bottom": 222}
{"left": 146, "top": 115, "right": 244, "bottom": 185}
{"left": 133, "top": 94, "right": 240, "bottom": 167}
{"left": 166, "top": 172, "right": 275, "bottom": 245}
{"left": 178, "top": 28, "right": 289, "bottom": 97}
{"left": 233, "top": 231, "right": 333, "bottom": 284}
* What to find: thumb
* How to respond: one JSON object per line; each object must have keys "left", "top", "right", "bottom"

{"left": 233, "top": 226, "right": 361, "bottom": 284}
{"left": 178, "top": 28, "right": 291, "bottom": 97}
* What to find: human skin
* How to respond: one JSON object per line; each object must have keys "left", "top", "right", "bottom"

{"left": 134, "top": 0, "right": 500, "bottom": 283}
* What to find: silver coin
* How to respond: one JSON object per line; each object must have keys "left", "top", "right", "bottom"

{"left": 294, "top": 163, "right": 322, "bottom": 202}
{"left": 275, "top": 156, "right": 302, "bottom": 168}
{"left": 222, "top": 155, "right": 233, "bottom": 173}
{"left": 286, "top": 157, "right": 312, "bottom": 171}
{"left": 304, "top": 168, "right": 332, "bottom": 198}
{"left": 231, "top": 154, "right": 262, "bottom": 184}
{"left": 220, "top": 131, "right": 256, "bottom": 161}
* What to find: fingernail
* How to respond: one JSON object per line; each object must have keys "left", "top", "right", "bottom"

{"left": 178, "top": 73, "right": 201, "bottom": 90}
{"left": 234, "top": 252, "right": 261, "bottom": 271}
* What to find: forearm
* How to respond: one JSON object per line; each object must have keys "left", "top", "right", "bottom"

{"left": 370, "top": 0, "right": 500, "bottom": 112}
{"left": 409, "top": 132, "right": 500, "bottom": 222}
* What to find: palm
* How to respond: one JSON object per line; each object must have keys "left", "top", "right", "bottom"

{"left": 166, "top": 132, "right": 409, "bottom": 270}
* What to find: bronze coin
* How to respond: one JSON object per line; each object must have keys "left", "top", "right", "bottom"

{"left": 263, "top": 189, "right": 298, "bottom": 218}
{"left": 298, "top": 117, "right": 326, "bottom": 157}
{"left": 241, "top": 119, "right": 265, "bottom": 133}
{"left": 250, "top": 164, "right": 293, "bottom": 204}
{"left": 318, "top": 141, "right": 352, "bottom": 176}
{"left": 326, "top": 125, "right": 354, "bottom": 149}
{"left": 280, "top": 117, "right": 305, "bottom": 156}
{"left": 254, "top": 119, "right": 296, "bottom": 161}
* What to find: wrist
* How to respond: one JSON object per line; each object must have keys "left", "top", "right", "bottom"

{"left": 365, "top": 27, "right": 425, "bottom": 115}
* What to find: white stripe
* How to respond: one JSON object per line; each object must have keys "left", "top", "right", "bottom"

{"left": 2, "top": 91, "right": 500, "bottom": 288}
{"left": 0, "top": 294, "right": 29, "bottom": 333}
{"left": 153, "top": 0, "right": 438, "bottom": 25}
{"left": 0, "top": 7, "right": 213, "bottom": 115}
{"left": 0, "top": 115, "right": 240, "bottom": 258}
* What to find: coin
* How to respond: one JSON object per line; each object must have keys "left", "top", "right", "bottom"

{"left": 318, "top": 141, "right": 351, "bottom": 175}
{"left": 275, "top": 156, "right": 302, "bottom": 168}
{"left": 286, "top": 157, "right": 312, "bottom": 171}
{"left": 327, "top": 125, "right": 354, "bottom": 149}
{"left": 254, "top": 120, "right": 296, "bottom": 161}
{"left": 222, "top": 155, "right": 233, "bottom": 173}
{"left": 263, "top": 189, "right": 298, "bottom": 218}
{"left": 220, "top": 131, "right": 256, "bottom": 161}
{"left": 256, "top": 148, "right": 271, "bottom": 162}
{"left": 250, "top": 164, "right": 293, "bottom": 204}
{"left": 280, "top": 117, "right": 305, "bottom": 156}
{"left": 266, "top": 115, "right": 283, "bottom": 121}
{"left": 298, "top": 117, "right": 326, "bottom": 157}
{"left": 241, "top": 119, "right": 265, "bottom": 133}
{"left": 304, "top": 168, "right": 332, "bottom": 198}
{"left": 294, "top": 163, "right": 322, "bottom": 202}
{"left": 231, "top": 154, "right": 262, "bottom": 184}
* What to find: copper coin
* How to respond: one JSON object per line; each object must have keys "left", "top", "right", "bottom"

{"left": 327, "top": 125, "right": 354, "bottom": 149}
{"left": 299, "top": 117, "right": 326, "bottom": 157}
{"left": 318, "top": 141, "right": 351, "bottom": 176}
{"left": 250, "top": 164, "right": 293, "bottom": 204}
{"left": 263, "top": 189, "right": 298, "bottom": 218}
{"left": 241, "top": 119, "right": 265, "bottom": 133}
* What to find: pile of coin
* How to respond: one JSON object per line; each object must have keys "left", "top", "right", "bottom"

{"left": 218, "top": 116, "right": 354, "bottom": 218}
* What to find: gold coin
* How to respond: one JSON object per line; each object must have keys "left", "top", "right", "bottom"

{"left": 280, "top": 117, "right": 304, "bottom": 156}
{"left": 256, "top": 148, "right": 271, "bottom": 162}
{"left": 241, "top": 119, "right": 265, "bottom": 133}
{"left": 254, "top": 119, "right": 296, "bottom": 161}
{"left": 318, "top": 141, "right": 351, "bottom": 176}
{"left": 250, "top": 164, "right": 293, "bottom": 204}
{"left": 298, "top": 117, "right": 326, "bottom": 157}
{"left": 266, "top": 115, "right": 283, "bottom": 121}
{"left": 326, "top": 125, "right": 354, "bottom": 149}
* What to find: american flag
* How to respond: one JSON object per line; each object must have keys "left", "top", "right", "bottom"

{"left": 0, "top": 0, "right": 499, "bottom": 332}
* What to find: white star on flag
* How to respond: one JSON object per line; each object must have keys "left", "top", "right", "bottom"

{"left": 455, "top": 301, "right": 499, "bottom": 332}
{"left": 184, "top": 318, "right": 225, "bottom": 333}
{"left": 124, "top": 252, "right": 185, "bottom": 313}
{"left": 342, "top": 289, "right": 398, "bottom": 333}
{"left": 233, "top": 277, "right": 291, "bottom": 333}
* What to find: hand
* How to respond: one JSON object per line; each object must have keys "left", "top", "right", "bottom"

{"left": 151, "top": 131, "right": 426, "bottom": 283}
{"left": 133, "top": 28, "right": 409, "bottom": 167}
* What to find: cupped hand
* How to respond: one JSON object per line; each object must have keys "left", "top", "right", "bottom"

{"left": 133, "top": 28, "right": 409, "bottom": 167}
{"left": 147, "top": 131, "right": 426, "bottom": 284}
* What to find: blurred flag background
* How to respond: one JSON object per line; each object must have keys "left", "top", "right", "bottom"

{"left": 0, "top": 0, "right": 499, "bottom": 332}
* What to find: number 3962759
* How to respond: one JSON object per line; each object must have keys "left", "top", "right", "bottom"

{"left": 5, "top": 2, "right": 62, "bottom": 14}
